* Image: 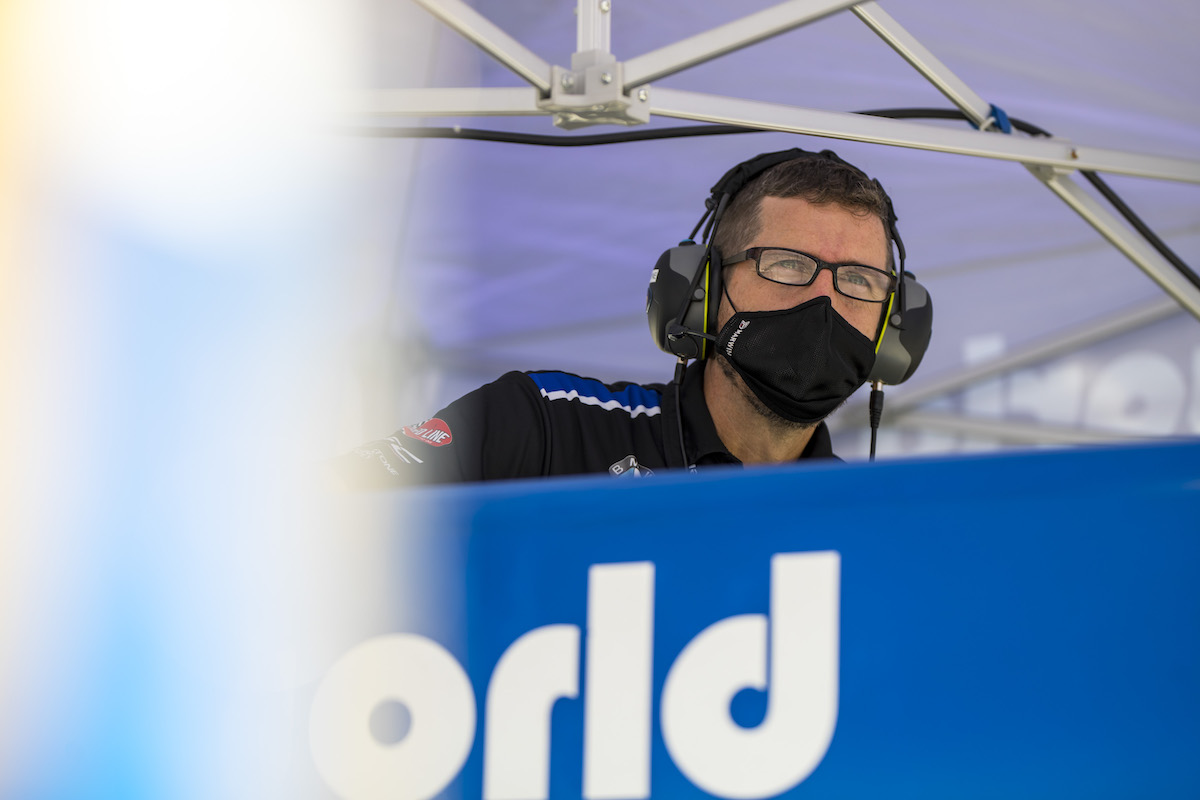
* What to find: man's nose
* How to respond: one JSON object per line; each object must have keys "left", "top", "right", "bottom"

{"left": 806, "top": 266, "right": 838, "bottom": 299}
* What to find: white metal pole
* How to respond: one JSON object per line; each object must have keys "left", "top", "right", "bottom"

{"left": 648, "top": 87, "right": 1200, "bottom": 184}
{"left": 410, "top": 0, "right": 553, "bottom": 92}
{"left": 1032, "top": 167, "right": 1200, "bottom": 318}
{"left": 577, "top": 0, "right": 612, "bottom": 54}
{"left": 891, "top": 412, "right": 1149, "bottom": 445}
{"left": 346, "top": 87, "right": 545, "bottom": 118}
{"left": 622, "top": 0, "right": 862, "bottom": 88}
{"left": 851, "top": 1, "right": 994, "bottom": 128}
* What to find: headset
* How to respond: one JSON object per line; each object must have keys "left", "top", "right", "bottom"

{"left": 646, "top": 147, "right": 933, "bottom": 386}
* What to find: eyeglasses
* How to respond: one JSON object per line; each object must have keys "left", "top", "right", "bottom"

{"left": 725, "top": 247, "right": 896, "bottom": 303}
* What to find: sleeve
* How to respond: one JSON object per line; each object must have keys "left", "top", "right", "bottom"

{"left": 331, "top": 372, "right": 550, "bottom": 488}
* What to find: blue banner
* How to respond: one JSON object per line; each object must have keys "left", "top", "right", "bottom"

{"left": 309, "top": 440, "right": 1200, "bottom": 799}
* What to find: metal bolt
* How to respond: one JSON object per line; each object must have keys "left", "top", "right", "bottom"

{"left": 600, "top": 0, "right": 611, "bottom": 12}
{"left": 561, "top": 73, "right": 575, "bottom": 90}
{"left": 600, "top": 71, "right": 612, "bottom": 85}
{"left": 637, "top": 88, "right": 648, "bottom": 102}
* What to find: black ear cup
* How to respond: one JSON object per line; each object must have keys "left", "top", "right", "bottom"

{"left": 646, "top": 242, "right": 718, "bottom": 360}
{"left": 869, "top": 271, "right": 933, "bottom": 385}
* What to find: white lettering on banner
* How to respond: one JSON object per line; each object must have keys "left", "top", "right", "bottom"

{"left": 583, "top": 563, "right": 655, "bottom": 800}
{"left": 661, "top": 552, "right": 840, "bottom": 799}
{"left": 308, "top": 552, "right": 841, "bottom": 800}
{"left": 485, "top": 625, "right": 581, "bottom": 800}
{"left": 308, "top": 634, "right": 475, "bottom": 800}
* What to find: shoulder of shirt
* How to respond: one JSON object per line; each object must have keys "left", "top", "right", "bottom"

{"left": 518, "top": 370, "right": 666, "bottom": 420}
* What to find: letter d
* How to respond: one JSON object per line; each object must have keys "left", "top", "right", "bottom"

{"left": 660, "top": 551, "right": 839, "bottom": 799}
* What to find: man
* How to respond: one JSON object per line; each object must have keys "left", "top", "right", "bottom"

{"left": 337, "top": 148, "right": 922, "bottom": 486}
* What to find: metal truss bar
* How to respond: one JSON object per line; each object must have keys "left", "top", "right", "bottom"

{"left": 830, "top": 297, "right": 1182, "bottom": 433}
{"left": 893, "top": 411, "right": 1150, "bottom": 445}
{"left": 410, "top": 0, "right": 553, "bottom": 93}
{"left": 348, "top": 88, "right": 545, "bottom": 118}
{"left": 622, "top": 0, "right": 862, "bottom": 88}
{"left": 851, "top": 1, "right": 992, "bottom": 127}
{"left": 1032, "top": 167, "right": 1200, "bottom": 319}
{"left": 899, "top": 297, "right": 1181, "bottom": 413}
{"left": 648, "top": 87, "right": 1200, "bottom": 184}
{"left": 578, "top": 0, "right": 612, "bottom": 53}
{"left": 848, "top": 2, "right": 1200, "bottom": 317}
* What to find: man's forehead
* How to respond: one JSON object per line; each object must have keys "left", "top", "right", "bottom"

{"left": 754, "top": 196, "right": 890, "bottom": 262}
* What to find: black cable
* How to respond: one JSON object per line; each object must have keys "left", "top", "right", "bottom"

{"left": 687, "top": 206, "right": 712, "bottom": 244}
{"left": 348, "top": 123, "right": 755, "bottom": 146}
{"left": 673, "top": 358, "right": 689, "bottom": 471}
{"left": 868, "top": 381, "right": 885, "bottom": 462}
{"left": 1082, "top": 171, "right": 1200, "bottom": 288}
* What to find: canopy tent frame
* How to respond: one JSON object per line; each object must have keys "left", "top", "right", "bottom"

{"left": 358, "top": 0, "right": 1200, "bottom": 320}
{"left": 356, "top": 0, "right": 1200, "bottom": 450}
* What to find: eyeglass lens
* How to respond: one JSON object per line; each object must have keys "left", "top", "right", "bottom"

{"left": 756, "top": 249, "right": 892, "bottom": 302}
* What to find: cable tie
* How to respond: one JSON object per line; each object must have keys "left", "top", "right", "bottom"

{"left": 979, "top": 103, "right": 1008, "bottom": 134}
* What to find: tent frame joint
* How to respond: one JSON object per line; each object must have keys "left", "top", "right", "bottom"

{"left": 539, "top": 53, "right": 651, "bottom": 129}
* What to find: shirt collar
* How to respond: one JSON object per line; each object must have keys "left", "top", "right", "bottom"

{"left": 678, "top": 361, "right": 736, "bottom": 467}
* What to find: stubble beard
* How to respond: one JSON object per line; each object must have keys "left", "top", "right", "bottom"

{"left": 714, "top": 353, "right": 819, "bottom": 433}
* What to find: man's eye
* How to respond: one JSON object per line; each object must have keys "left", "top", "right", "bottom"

{"left": 839, "top": 268, "right": 872, "bottom": 286}
{"left": 767, "top": 258, "right": 810, "bottom": 273}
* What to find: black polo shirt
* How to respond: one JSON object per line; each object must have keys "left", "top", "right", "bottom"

{"left": 335, "top": 361, "right": 837, "bottom": 487}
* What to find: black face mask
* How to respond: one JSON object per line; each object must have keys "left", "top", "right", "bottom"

{"left": 715, "top": 292, "right": 877, "bottom": 424}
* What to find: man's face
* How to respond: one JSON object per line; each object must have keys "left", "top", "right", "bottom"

{"left": 717, "top": 195, "right": 891, "bottom": 341}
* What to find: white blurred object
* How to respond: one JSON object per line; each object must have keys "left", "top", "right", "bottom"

{"left": 1, "top": 1, "right": 418, "bottom": 798}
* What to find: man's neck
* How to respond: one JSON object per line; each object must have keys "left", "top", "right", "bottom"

{"left": 702, "top": 360, "right": 816, "bottom": 465}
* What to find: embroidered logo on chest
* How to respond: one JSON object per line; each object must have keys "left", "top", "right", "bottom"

{"left": 609, "top": 455, "right": 654, "bottom": 477}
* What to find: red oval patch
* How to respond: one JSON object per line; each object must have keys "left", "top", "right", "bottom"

{"left": 401, "top": 417, "right": 454, "bottom": 447}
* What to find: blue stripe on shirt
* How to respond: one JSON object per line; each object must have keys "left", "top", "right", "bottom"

{"left": 529, "top": 372, "right": 662, "bottom": 418}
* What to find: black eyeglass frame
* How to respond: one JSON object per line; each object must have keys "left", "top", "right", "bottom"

{"left": 725, "top": 246, "right": 897, "bottom": 303}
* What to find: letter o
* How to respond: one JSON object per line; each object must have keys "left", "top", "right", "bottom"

{"left": 309, "top": 634, "right": 476, "bottom": 800}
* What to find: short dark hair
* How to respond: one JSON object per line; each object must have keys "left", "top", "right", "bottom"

{"left": 712, "top": 155, "right": 894, "bottom": 268}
